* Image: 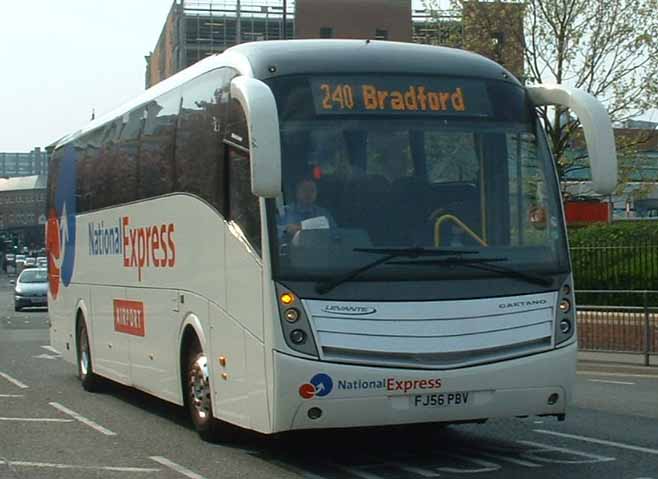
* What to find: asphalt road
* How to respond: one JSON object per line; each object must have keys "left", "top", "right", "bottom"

{"left": 1, "top": 274, "right": 657, "bottom": 479}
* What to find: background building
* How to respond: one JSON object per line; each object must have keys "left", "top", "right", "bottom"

{"left": 146, "top": 0, "right": 294, "bottom": 88}
{"left": 295, "top": 0, "right": 412, "bottom": 42}
{"left": 563, "top": 124, "right": 658, "bottom": 221}
{"left": 0, "top": 148, "right": 48, "bottom": 178}
{"left": 145, "top": 0, "right": 525, "bottom": 87}
{"left": 0, "top": 175, "right": 47, "bottom": 248}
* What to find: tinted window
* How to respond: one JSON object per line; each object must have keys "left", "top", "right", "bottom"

{"left": 176, "top": 68, "right": 235, "bottom": 215}
{"left": 107, "top": 109, "right": 143, "bottom": 206}
{"left": 227, "top": 99, "right": 261, "bottom": 254}
{"left": 267, "top": 75, "right": 569, "bottom": 281}
{"left": 76, "top": 130, "right": 103, "bottom": 213}
{"left": 46, "top": 148, "right": 62, "bottom": 215}
{"left": 92, "top": 120, "right": 121, "bottom": 209}
{"left": 141, "top": 89, "right": 181, "bottom": 199}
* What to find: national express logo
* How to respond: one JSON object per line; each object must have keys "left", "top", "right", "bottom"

{"left": 47, "top": 145, "right": 77, "bottom": 300}
{"left": 299, "top": 373, "right": 443, "bottom": 399}
{"left": 299, "top": 373, "right": 334, "bottom": 399}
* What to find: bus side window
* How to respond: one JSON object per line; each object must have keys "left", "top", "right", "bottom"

{"left": 225, "top": 98, "right": 261, "bottom": 255}
{"left": 141, "top": 89, "right": 181, "bottom": 199}
{"left": 177, "top": 68, "right": 236, "bottom": 217}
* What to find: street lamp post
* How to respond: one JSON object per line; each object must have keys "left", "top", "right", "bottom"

{"left": 236, "top": 0, "right": 241, "bottom": 44}
{"left": 282, "top": 0, "right": 287, "bottom": 39}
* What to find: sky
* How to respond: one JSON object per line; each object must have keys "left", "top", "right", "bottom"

{"left": 1, "top": 0, "right": 653, "bottom": 152}
{"left": 0, "top": 1, "right": 175, "bottom": 152}
{"left": 0, "top": 0, "right": 434, "bottom": 152}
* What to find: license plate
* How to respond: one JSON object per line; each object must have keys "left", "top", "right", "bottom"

{"left": 412, "top": 392, "right": 470, "bottom": 408}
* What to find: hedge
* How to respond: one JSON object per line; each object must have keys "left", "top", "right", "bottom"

{"left": 568, "top": 222, "right": 658, "bottom": 306}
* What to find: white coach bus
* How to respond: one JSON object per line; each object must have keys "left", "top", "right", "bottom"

{"left": 47, "top": 40, "right": 617, "bottom": 441}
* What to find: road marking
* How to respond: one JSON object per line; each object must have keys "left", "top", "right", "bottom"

{"left": 269, "top": 460, "right": 329, "bottom": 479}
{"left": 578, "top": 371, "right": 658, "bottom": 379}
{"left": 519, "top": 440, "right": 615, "bottom": 464}
{"left": 0, "top": 459, "right": 159, "bottom": 473}
{"left": 334, "top": 465, "right": 384, "bottom": 479}
{"left": 392, "top": 463, "right": 441, "bottom": 477}
{"left": 479, "top": 451, "right": 542, "bottom": 468}
{"left": 438, "top": 453, "right": 500, "bottom": 473}
{"left": 49, "top": 402, "right": 116, "bottom": 436}
{"left": 588, "top": 379, "right": 635, "bottom": 385}
{"left": 534, "top": 430, "right": 658, "bottom": 456}
{"left": 33, "top": 353, "right": 60, "bottom": 360}
{"left": 0, "top": 417, "right": 73, "bottom": 422}
{"left": 149, "top": 456, "right": 207, "bottom": 479}
{"left": 0, "top": 371, "right": 28, "bottom": 389}
{"left": 41, "top": 345, "right": 61, "bottom": 354}
{"left": 0, "top": 394, "right": 23, "bottom": 398}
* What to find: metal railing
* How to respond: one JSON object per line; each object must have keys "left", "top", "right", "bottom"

{"left": 576, "top": 290, "right": 658, "bottom": 366}
{"left": 571, "top": 244, "right": 658, "bottom": 294}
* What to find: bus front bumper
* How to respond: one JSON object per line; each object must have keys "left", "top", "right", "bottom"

{"left": 272, "top": 342, "right": 576, "bottom": 432}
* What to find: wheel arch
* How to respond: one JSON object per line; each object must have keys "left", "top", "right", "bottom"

{"left": 177, "top": 313, "right": 208, "bottom": 405}
{"left": 74, "top": 299, "right": 90, "bottom": 351}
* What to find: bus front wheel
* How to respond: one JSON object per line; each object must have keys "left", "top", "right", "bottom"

{"left": 77, "top": 320, "right": 101, "bottom": 392}
{"left": 186, "top": 346, "right": 232, "bottom": 443}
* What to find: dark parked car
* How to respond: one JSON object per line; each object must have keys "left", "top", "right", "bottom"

{"left": 13, "top": 268, "right": 48, "bottom": 311}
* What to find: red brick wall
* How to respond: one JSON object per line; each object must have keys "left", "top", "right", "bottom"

{"left": 295, "top": 0, "right": 412, "bottom": 42}
{"left": 147, "top": 4, "right": 180, "bottom": 88}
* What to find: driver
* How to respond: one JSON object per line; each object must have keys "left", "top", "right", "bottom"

{"left": 277, "top": 178, "right": 334, "bottom": 239}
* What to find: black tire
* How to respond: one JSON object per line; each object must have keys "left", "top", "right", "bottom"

{"left": 14, "top": 305, "right": 21, "bottom": 312}
{"left": 185, "top": 345, "right": 233, "bottom": 443}
{"left": 77, "top": 321, "right": 101, "bottom": 392}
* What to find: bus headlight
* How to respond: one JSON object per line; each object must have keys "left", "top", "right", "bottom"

{"left": 275, "top": 284, "right": 319, "bottom": 357}
{"left": 555, "top": 276, "right": 576, "bottom": 346}
{"left": 290, "top": 329, "right": 306, "bottom": 344}
{"left": 285, "top": 308, "right": 300, "bottom": 323}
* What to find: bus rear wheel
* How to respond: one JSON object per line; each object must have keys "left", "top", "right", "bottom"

{"left": 186, "top": 346, "right": 233, "bottom": 443}
{"left": 77, "top": 321, "right": 101, "bottom": 392}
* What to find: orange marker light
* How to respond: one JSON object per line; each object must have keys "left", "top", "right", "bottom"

{"left": 280, "top": 293, "right": 295, "bottom": 305}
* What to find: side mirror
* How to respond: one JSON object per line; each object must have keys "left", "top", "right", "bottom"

{"left": 527, "top": 84, "right": 618, "bottom": 195}
{"left": 230, "top": 76, "right": 282, "bottom": 198}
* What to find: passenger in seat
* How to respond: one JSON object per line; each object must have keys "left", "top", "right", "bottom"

{"left": 277, "top": 178, "right": 335, "bottom": 240}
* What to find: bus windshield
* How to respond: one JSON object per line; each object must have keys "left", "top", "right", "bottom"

{"left": 266, "top": 75, "right": 569, "bottom": 282}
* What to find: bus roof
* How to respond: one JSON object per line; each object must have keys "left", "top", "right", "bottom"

{"left": 54, "top": 40, "right": 518, "bottom": 150}
{"left": 229, "top": 39, "right": 519, "bottom": 84}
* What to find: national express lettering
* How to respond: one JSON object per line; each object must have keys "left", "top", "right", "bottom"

{"left": 312, "top": 77, "right": 491, "bottom": 117}
{"left": 88, "top": 217, "right": 176, "bottom": 281}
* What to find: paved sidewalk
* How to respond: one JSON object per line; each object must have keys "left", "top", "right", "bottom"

{"left": 577, "top": 350, "right": 658, "bottom": 375}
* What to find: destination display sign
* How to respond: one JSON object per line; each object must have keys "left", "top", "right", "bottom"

{"left": 311, "top": 77, "right": 492, "bottom": 117}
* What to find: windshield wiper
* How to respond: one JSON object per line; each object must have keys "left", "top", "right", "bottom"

{"left": 389, "top": 256, "right": 553, "bottom": 287}
{"left": 353, "top": 247, "right": 479, "bottom": 257}
{"left": 315, "top": 247, "right": 479, "bottom": 295}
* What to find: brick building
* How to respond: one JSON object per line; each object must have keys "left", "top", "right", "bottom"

{"left": 0, "top": 175, "right": 47, "bottom": 247}
{"left": 295, "top": 0, "right": 412, "bottom": 42}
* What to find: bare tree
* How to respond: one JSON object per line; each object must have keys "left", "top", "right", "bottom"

{"left": 423, "top": 0, "right": 658, "bottom": 187}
